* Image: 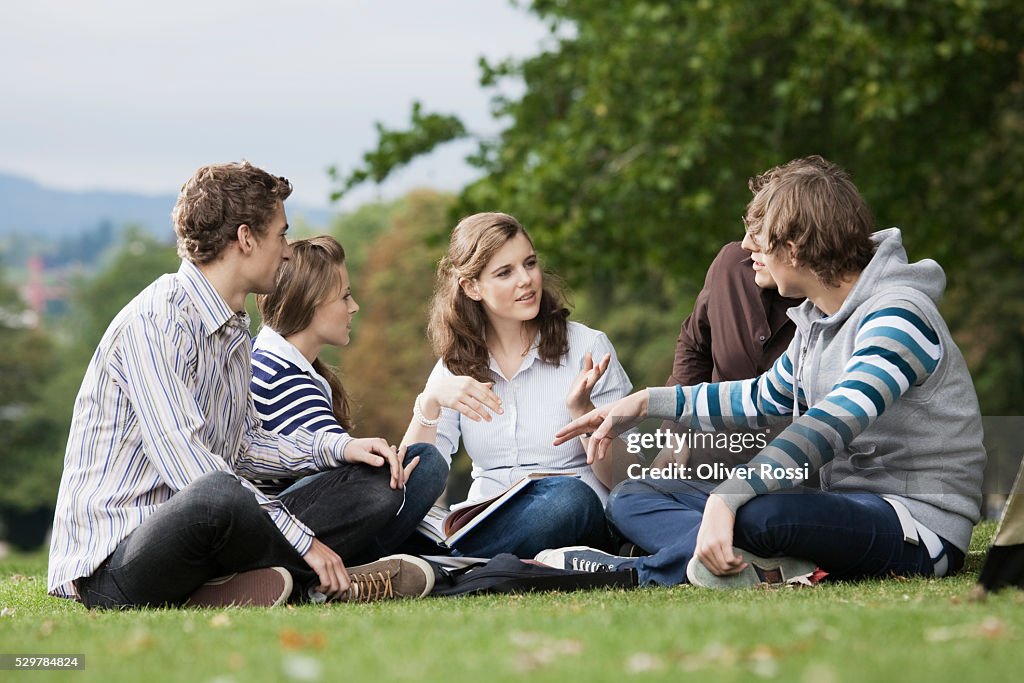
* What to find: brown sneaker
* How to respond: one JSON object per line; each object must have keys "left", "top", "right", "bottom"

{"left": 185, "top": 566, "right": 292, "bottom": 608}
{"left": 338, "top": 554, "right": 434, "bottom": 602}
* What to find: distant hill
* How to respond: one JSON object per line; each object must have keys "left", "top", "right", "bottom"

{"left": 0, "top": 172, "right": 334, "bottom": 238}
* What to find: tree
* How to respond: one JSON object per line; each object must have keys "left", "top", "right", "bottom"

{"left": 333, "top": 0, "right": 1024, "bottom": 411}
{"left": 0, "top": 232, "right": 180, "bottom": 547}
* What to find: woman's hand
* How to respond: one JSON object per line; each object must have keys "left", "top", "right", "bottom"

{"left": 553, "top": 389, "right": 649, "bottom": 463}
{"left": 422, "top": 376, "right": 503, "bottom": 423}
{"left": 302, "top": 538, "right": 350, "bottom": 600}
{"left": 343, "top": 437, "right": 405, "bottom": 489}
{"left": 693, "top": 494, "right": 746, "bottom": 576}
{"left": 566, "top": 352, "right": 610, "bottom": 418}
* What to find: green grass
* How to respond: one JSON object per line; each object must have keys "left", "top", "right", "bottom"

{"left": 1, "top": 522, "right": 1021, "bottom": 683}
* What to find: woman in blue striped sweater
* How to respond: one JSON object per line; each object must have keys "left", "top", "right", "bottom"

{"left": 251, "top": 236, "right": 448, "bottom": 566}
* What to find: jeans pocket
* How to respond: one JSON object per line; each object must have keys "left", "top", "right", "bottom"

{"left": 77, "top": 568, "right": 131, "bottom": 610}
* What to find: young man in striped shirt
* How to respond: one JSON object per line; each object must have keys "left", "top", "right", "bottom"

{"left": 48, "top": 162, "right": 433, "bottom": 607}
{"left": 542, "top": 156, "right": 986, "bottom": 588}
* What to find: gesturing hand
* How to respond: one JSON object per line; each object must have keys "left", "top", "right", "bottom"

{"left": 553, "top": 389, "right": 649, "bottom": 463}
{"left": 693, "top": 494, "right": 745, "bottom": 576}
{"left": 302, "top": 538, "right": 350, "bottom": 600}
{"left": 422, "top": 376, "right": 503, "bottom": 423}
{"left": 566, "top": 351, "right": 610, "bottom": 418}
{"left": 344, "top": 437, "right": 405, "bottom": 489}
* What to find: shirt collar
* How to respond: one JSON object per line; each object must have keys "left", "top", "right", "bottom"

{"left": 486, "top": 329, "right": 565, "bottom": 379}
{"left": 176, "top": 260, "right": 245, "bottom": 337}
{"left": 254, "top": 326, "right": 318, "bottom": 376}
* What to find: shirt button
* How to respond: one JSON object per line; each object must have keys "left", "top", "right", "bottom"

{"left": 758, "top": 335, "right": 766, "bottom": 341}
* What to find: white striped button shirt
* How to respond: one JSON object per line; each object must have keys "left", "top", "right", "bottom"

{"left": 48, "top": 260, "right": 352, "bottom": 599}
{"left": 427, "top": 321, "right": 632, "bottom": 506}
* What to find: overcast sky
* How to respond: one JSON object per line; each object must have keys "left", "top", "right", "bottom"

{"left": 0, "top": 0, "right": 549, "bottom": 208}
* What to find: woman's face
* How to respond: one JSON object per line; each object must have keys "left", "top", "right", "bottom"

{"left": 465, "top": 232, "right": 543, "bottom": 326}
{"left": 309, "top": 263, "right": 359, "bottom": 347}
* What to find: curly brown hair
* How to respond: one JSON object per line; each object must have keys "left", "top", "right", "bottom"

{"left": 428, "top": 213, "right": 570, "bottom": 382}
{"left": 256, "top": 236, "right": 354, "bottom": 430}
{"left": 744, "top": 155, "right": 875, "bottom": 287}
{"left": 172, "top": 160, "right": 293, "bottom": 264}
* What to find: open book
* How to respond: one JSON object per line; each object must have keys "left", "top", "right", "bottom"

{"left": 416, "top": 472, "right": 579, "bottom": 548}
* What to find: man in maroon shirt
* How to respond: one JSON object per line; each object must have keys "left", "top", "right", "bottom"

{"left": 653, "top": 241, "right": 803, "bottom": 472}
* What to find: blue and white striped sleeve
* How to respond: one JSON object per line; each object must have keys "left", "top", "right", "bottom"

{"left": 647, "top": 341, "right": 806, "bottom": 430}
{"left": 710, "top": 301, "right": 942, "bottom": 511}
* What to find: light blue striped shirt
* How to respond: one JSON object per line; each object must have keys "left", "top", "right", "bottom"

{"left": 48, "top": 260, "right": 352, "bottom": 598}
{"left": 428, "top": 321, "right": 632, "bottom": 504}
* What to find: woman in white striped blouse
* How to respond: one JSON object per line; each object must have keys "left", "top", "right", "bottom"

{"left": 252, "top": 236, "right": 449, "bottom": 562}
{"left": 401, "top": 212, "right": 637, "bottom": 558}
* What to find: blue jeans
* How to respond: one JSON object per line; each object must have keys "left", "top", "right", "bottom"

{"left": 606, "top": 478, "right": 964, "bottom": 586}
{"left": 452, "top": 476, "right": 610, "bottom": 559}
{"left": 76, "top": 443, "right": 447, "bottom": 608}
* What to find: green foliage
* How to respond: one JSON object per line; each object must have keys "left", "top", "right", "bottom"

{"left": 66, "top": 228, "right": 180, "bottom": 351}
{"left": 333, "top": 192, "right": 450, "bottom": 432}
{"left": 335, "top": 0, "right": 1024, "bottom": 412}
{"left": 0, "top": 232, "right": 179, "bottom": 524}
{"left": 0, "top": 269, "right": 62, "bottom": 514}
{"left": 328, "top": 101, "right": 467, "bottom": 202}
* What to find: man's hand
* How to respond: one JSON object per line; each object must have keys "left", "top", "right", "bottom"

{"left": 693, "top": 494, "right": 746, "bottom": 576}
{"left": 344, "top": 438, "right": 405, "bottom": 489}
{"left": 553, "top": 389, "right": 649, "bottom": 463}
{"left": 302, "top": 538, "right": 350, "bottom": 600}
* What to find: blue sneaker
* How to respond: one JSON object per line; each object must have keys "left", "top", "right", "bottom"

{"left": 534, "top": 546, "right": 633, "bottom": 573}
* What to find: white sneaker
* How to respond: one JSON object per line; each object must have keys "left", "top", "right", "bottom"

{"left": 686, "top": 549, "right": 817, "bottom": 589}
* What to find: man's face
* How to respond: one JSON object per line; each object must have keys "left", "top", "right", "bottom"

{"left": 741, "top": 224, "right": 805, "bottom": 297}
{"left": 250, "top": 202, "right": 291, "bottom": 295}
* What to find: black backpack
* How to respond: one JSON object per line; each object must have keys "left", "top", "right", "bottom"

{"left": 423, "top": 553, "right": 638, "bottom": 597}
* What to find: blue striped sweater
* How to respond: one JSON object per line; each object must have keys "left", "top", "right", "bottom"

{"left": 648, "top": 229, "right": 985, "bottom": 551}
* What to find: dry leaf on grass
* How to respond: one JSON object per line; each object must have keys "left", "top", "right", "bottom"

{"left": 625, "top": 652, "right": 666, "bottom": 673}
{"left": 278, "top": 629, "right": 327, "bottom": 650}
{"left": 209, "top": 613, "right": 231, "bottom": 628}
{"left": 925, "top": 616, "right": 1011, "bottom": 643}
{"left": 281, "top": 654, "right": 322, "bottom": 681}
{"left": 509, "top": 630, "right": 584, "bottom": 672}
{"left": 113, "top": 627, "right": 155, "bottom": 654}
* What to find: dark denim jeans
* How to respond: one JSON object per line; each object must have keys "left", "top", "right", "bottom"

{"left": 77, "top": 443, "right": 447, "bottom": 608}
{"left": 451, "top": 476, "right": 611, "bottom": 559}
{"left": 606, "top": 478, "right": 964, "bottom": 586}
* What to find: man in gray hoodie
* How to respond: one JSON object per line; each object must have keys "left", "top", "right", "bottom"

{"left": 540, "top": 156, "right": 986, "bottom": 588}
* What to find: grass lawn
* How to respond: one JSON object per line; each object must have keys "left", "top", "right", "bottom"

{"left": 1, "top": 521, "right": 1021, "bottom": 683}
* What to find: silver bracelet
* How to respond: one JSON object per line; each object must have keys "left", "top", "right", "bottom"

{"left": 413, "top": 393, "right": 441, "bottom": 427}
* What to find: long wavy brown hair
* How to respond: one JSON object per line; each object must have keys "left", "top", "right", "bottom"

{"left": 429, "top": 212, "right": 570, "bottom": 382}
{"left": 256, "top": 236, "right": 353, "bottom": 430}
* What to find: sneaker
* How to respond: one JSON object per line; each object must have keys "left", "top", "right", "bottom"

{"left": 185, "top": 566, "right": 292, "bottom": 608}
{"left": 337, "top": 554, "right": 435, "bottom": 602}
{"left": 534, "top": 546, "right": 633, "bottom": 573}
{"left": 685, "top": 549, "right": 817, "bottom": 590}
{"left": 618, "top": 542, "right": 650, "bottom": 558}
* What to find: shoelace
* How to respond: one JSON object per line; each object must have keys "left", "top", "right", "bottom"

{"left": 571, "top": 558, "right": 611, "bottom": 572}
{"left": 346, "top": 570, "right": 395, "bottom": 602}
